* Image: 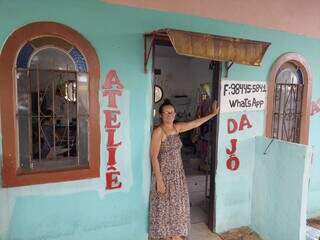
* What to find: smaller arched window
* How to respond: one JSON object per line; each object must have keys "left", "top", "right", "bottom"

{"left": 266, "top": 53, "right": 312, "bottom": 144}
{"left": 272, "top": 63, "right": 304, "bottom": 142}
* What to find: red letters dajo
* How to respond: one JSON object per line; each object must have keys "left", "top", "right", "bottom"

{"left": 226, "top": 114, "right": 252, "bottom": 171}
{"left": 102, "top": 70, "right": 124, "bottom": 190}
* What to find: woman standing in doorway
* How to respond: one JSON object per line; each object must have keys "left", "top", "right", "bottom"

{"left": 149, "top": 99, "right": 220, "bottom": 240}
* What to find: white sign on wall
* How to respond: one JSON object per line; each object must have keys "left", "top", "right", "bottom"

{"left": 220, "top": 80, "right": 267, "bottom": 113}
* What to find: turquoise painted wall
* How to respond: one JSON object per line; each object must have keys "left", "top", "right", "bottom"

{"left": 0, "top": 0, "right": 320, "bottom": 239}
{"left": 215, "top": 111, "right": 265, "bottom": 232}
{"left": 308, "top": 112, "right": 320, "bottom": 217}
{"left": 252, "top": 137, "right": 312, "bottom": 240}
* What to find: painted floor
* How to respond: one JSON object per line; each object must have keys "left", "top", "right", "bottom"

{"left": 190, "top": 206, "right": 207, "bottom": 224}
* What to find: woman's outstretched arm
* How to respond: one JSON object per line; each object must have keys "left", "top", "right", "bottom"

{"left": 175, "top": 100, "right": 220, "bottom": 133}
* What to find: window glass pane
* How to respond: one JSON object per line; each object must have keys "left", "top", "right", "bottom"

{"left": 32, "top": 116, "right": 40, "bottom": 161}
{"left": 276, "top": 63, "right": 303, "bottom": 84}
{"left": 78, "top": 117, "right": 88, "bottom": 166}
{"left": 18, "top": 114, "right": 30, "bottom": 169}
{"left": 17, "top": 70, "right": 30, "bottom": 169}
{"left": 296, "top": 85, "right": 303, "bottom": 113}
{"left": 17, "top": 70, "right": 29, "bottom": 112}
{"left": 40, "top": 116, "right": 54, "bottom": 160}
{"left": 272, "top": 113, "right": 279, "bottom": 138}
{"left": 78, "top": 73, "right": 89, "bottom": 115}
{"left": 17, "top": 46, "right": 90, "bottom": 172}
{"left": 30, "top": 48, "right": 76, "bottom": 71}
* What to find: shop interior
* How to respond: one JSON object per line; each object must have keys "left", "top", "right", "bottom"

{"left": 152, "top": 44, "right": 218, "bottom": 226}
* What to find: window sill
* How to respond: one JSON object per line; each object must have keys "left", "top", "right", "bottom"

{"left": 2, "top": 163, "right": 99, "bottom": 187}
{"left": 17, "top": 162, "right": 90, "bottom": 176}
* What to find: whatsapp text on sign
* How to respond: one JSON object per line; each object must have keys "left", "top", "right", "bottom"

{"left": 220, "top": 80, "right": 267, "bottom": 113}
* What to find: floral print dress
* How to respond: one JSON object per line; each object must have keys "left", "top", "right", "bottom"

{"left": 149, "top": 130, "right": 191, "bottom": 239}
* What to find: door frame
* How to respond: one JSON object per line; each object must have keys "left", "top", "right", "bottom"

{"left": 208, "top": 61, "right": 222, "bottom": 230}
{"left": 150, "top": 44, "right": 222, "bottom": 230}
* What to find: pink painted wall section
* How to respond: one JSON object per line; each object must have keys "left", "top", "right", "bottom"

{"left": 105, "top": 0, "right": 320, "bottom": 39}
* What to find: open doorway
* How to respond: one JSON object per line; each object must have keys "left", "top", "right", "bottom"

{"left": 151, "top": 44, "right": 221, "bottom": 231}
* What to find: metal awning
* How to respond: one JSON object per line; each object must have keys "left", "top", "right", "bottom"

{"left": 144, "top": 28, "right": 271, "bottom": 72}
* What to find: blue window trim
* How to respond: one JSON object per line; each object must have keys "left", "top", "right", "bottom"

{"left": 16, "top": 43, "right": 34, "bottom": 69}
{"left": 16, "top": 41, "right": 88, "bottom": 73}
{"left": 69, "top": 48, "right": 88, "bottom": 73}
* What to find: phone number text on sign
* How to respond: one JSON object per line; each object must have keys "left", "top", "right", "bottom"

{"left": 220, "top": 80, "right": 267, "bottom": 113}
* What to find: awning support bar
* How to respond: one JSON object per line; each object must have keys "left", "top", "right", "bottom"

{"left": 144, "top": 33, "right": 155, "bottom": 73}
{"left": 224, "top": 61, "right": 234, "bottom": 78}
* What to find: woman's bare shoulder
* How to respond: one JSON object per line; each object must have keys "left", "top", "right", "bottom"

{"left": 152, "top": 125, "right": 163, "bottom": 136}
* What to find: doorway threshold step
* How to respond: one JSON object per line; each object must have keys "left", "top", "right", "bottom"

{"left": 219, "top": 227, "right": 262, "bottom": 240}
{"left": 189, "top": 223, "right": 223, "bottom": 240}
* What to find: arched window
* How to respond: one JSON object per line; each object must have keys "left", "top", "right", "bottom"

{"left": 17, "top": 39, "right": 90, "bottom": 170}
{"left": 266, "top": 53, "right": 312, "bottom": 144}
{"left": 0, "top": 22, "right": 100, "bottom": 187}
